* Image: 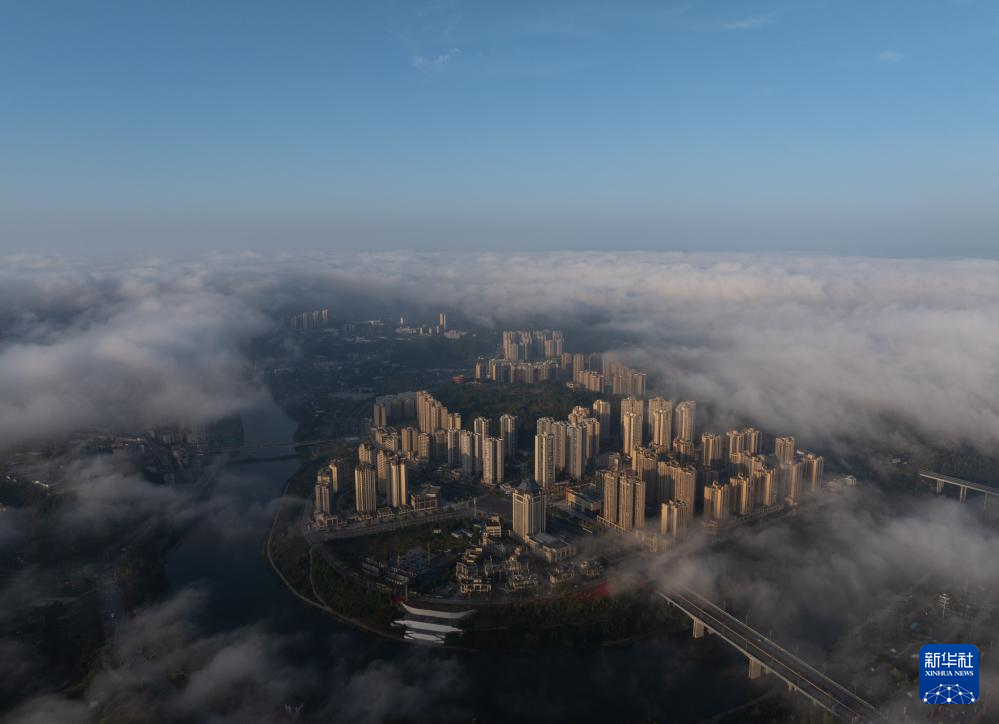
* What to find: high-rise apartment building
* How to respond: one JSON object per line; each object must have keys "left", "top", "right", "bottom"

{"left": 605, "top": 362, "right": 647, "bottom": 397}
{"left": 534, "top": 432, "right": 555, "bottom": 487}
{"left": 482, "top": 436, "right": 505, "bottom": 485}
{"left": 400, "top": 426, "right": 417, "bottom": 454}
{"left": 388, "top": 457, "right": 408, "bottom": 508}
{"left": 672, "top": 436, "right": 694, "bottom": 465}
{"left": 622, "top": 411, "right": 642, "bottom": 458}
{"left": 726, "top": 429, "right": 745, "bottom": 457}
{"left": 701, "top": 432, "right": 723, "bottom": 469}
{"left": 459, "top": 429, "right": 476, "bottom": 476}
{"left": 618, "top": 473, "right": 646, "bottom": 531}
{"left": 551, "top": 420, "right": 568, "bottom": 473}
{"left": 646, "top": 397, "right": 671, "bottom": 440}
{"left": 375, "top": 449, "right": 391, "bottom": 496}
{"left": 620, "top": 397, "right": 644, "bottom": 447}
{"left": 651, "top": 407, "right": 672, "bottom": 450}
{"left": 473, "top": 416, "right": 490, "bottom": 440}
{"left": 512, "top": 480, "right": 546, "bottom": 541}
{"left": 446, "top": 429, "right": 460, "bottom": 467}
{"left": 566, "top": 424, "right": 586, "bottom": 480}
{"left": 660, "top": 500, "right": 687, "bottom": 539}
{"left": 674, "top": 400, "right": 696, "bottom": 442}
{"left": 499, "top": 414, "right": 517, "bottom": 457}
{"left": 431, "top": 430, "right": 448, "bottom": 461}
{"left": 592, "top": 400, "right": 611, "bottom": 444}
{"left": 658, "top": 460, "right": 697, "bottom": 526}
{"left": 775, "top": 435, "right": 796, "bottom": 465}
{"left": 472, "top": 417, "right": 490, "bottom": 476}
{"left": 758, "top": 467, "right": 778, "bottom": 507}
{"left": 802, "top": 452, "right": 824, "bottom": 493}
{"left": 703, "top": 482, "right": 730, "bottom": 523}
{"left": 632, "top": 445, "right": 659, "bottom": 495}
{"left": 600, "top": 469, "right": 646, "bottom": 531}
{"left": 314, "top": 479, "right": 332, "bottom": 517}
{"left": 372, "top": 401, "right": 387, "bottom": 428}
{"left": 578, "top": 416, "right": 600, "bottom": 460}
{"left": 778, "top": 460, "right": 803, "bottom": 504}
{"left": 417, "top": 432, "right": 432, "bottom": 462}
{"left": 742, "top": 427, "right": 762, "bottom": 454}
{"left": 731, "top": 474, "right": 752, "bottom": 515}
{"left": 354, "top": 465, "right": 377, "bottom": 513}
{"left": 322, "top": 458, "right": 350, "bottom": 493}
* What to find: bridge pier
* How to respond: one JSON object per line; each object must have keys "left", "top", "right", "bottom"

{"left": 692, "top": 618, "right": 705, "bottom": 639}
{"left": 660, "top": 589, "right": 878, "bottom": 722}
{"left": 936, "top": 480, "right": 945, "bottom": 494}
{"left": 960, "top": 485, "right": 968, "bottom": 503}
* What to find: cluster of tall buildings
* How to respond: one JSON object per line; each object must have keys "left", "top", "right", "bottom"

{"left": 476, "top": 339, "right": 646, "bottom": 399}
{"left": 502, "top": 329, "right": 565, "bottom": 361}
{"left": 599, "top": 465, "right": 647, "bottom": 532}
{"left": 520, "top": 381, "right": 829, "bottom": 543}
{"left": 313, "top": 453, "right": 419, "bottom": 522}
{"left": 603, "top": 361, "right": 647, "bottom": 397}
{"left": 446, "top": 412, "right": 517, "bottom": 484}
{"left": 342, "top": 391, "right": 520, "bottom": 520}
{"left": 372, "top": 391, "right": 420, "bottom": 428}
{"left": 702, "top": 433, "right": 825, "bottom": 524}
{"left": 570, "top": 357, "right": 646, "bottom": 397}
{"left": 395, "top": 312, "right": 455, "bottom": 337}
{"left": 287, "top": 307, "right": 330, "bottom": 330}
{"left": 475, "top": 358, "right": 561, "bottom": 384}
{"left": 617, "top": 396, "right": 696, "bottom": 459}
{"left": 318, "top": 329, "right": 831, "bottom": 558}
{"left": 313, "top": 458, "right": 350, "bottom": 522}
{"left": 597, "top": 450, "right": 697, "bottom": 538}
{"left": 473, "top": 330, "right": 566, "bottom": 383}
{"left": 355, "top": 441, "right": 411, "bottom": 513}
{"left": 533, "top": 404, "right": 602, "bottom": 487}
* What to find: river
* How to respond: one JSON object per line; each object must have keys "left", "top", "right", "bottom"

{"left": 164, "top": 394, "right": 769, "bottom": 722}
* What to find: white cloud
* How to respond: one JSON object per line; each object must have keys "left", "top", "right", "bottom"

{"left": 5, "top": 587, "right": 468, "bottom": 723}
{"left": 278, "top": 251, "right": 999, "bottom": 453}
{"left": 722, "top": 13, "right": 776, "bottom": 30}
{"left": 5, "top": 251, "right": 999, "bottom": 455}
{"left": 876, "top": 49, "right": 905, "bottom": 63}
{"left": 411, "top": 47, "right": 461, "bottom": 72}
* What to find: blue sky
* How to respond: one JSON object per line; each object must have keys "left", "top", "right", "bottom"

{"left": 1, "top": 0, "right": 997, "bottom": 255}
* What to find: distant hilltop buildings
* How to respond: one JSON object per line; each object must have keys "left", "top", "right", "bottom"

{"left": 502, "top": 329, "right": 564, "bottom": 360}
{"left": 396, "top": 311, "right": 465, "bottom": 338}
{"left": 287, "top": 307, "right": 330, "bottom": 330}
{"left": 475, "top": 330, "right": 644, "bottom": 394}
{"left": 287, "top": 308, "right": 467, "bottom": 341}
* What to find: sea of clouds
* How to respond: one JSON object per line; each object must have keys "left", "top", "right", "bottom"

{"left": 3, "top": 251, "right": 998, "bottom": 452}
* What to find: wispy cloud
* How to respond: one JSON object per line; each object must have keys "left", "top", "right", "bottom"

{"left": 722, "top": 13, "right": 776, "bottom": 31}
{"left": 411, "top": 47, "right": 461, "bottom": 72}
{"left": 876, "top": 49, "right": 905, "bottom": 63}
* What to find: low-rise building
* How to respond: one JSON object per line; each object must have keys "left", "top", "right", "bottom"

{"left": 528, "top": 532, "right": 577, "bottom": 564}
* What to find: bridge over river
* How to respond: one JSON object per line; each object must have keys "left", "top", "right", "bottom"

{"left": 660, "top": 586, "right": 880, "bottom": 723}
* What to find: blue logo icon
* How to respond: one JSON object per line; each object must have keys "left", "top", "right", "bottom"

{"left": 919, "top": 644, "right": 979, "bottom": 704}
